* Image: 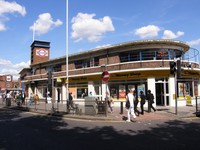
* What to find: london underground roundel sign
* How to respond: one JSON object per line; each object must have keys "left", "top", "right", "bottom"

{"left": 102, "top": 71, "right": 110, "bottom": 82}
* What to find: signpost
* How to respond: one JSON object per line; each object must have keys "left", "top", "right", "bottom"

{"left": 101, "top": 71, "right": 110, "bottom": 117}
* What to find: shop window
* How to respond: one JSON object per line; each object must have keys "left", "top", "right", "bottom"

{"left": 178, "top": 82, "right": 192, "bottom": 97}
{"left": 77, "top": 88, "right": 88, "bottom": 98}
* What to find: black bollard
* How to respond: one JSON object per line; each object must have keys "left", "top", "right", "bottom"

{"left": 120, "top": 102, "right": 123, "bottom": 114}
{"left": 148, "top": 101, "right": 151, "bottom": 112}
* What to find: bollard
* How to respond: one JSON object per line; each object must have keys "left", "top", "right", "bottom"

{"left": 120, "top": 102, "right": 123, "bottom": 114}
{"left": 148, "top": 101, "right": 151, "bottom": 112}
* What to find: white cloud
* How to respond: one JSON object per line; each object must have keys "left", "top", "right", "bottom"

{"left": 0, "top": 58, "right": 12, "bottom": 65}
{"left": 187, "top": 39, "right": 200, "bottom": 46}
{"left": 162, "top": 30, "right": 184, "bottom": 39}
{"left": 0, "top": 0, "right": 26, "bottom": 31}
{"left": 0, "top": 22, "right": 6, "bottom": 31}
{"left": 71, "top": 13, "right": 115, "bottom": 42}
{"left": 0, "top": 0, "right": 26, "bottom": 16}
{"left": 0, "top": 59, "right": 30, "bottom": 80}
{"left": 30, "top": 13, "right": 63, "bottom": 35}
{"left": 135, "top": 25, "right": 160, "bottom": 39}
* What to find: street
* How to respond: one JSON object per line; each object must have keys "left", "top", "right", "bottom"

{"left": 0, "top": 107, "right": 200, "bottom": 150}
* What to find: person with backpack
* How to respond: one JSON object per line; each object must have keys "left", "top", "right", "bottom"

{"left": 139, "top": 91, "right": 146, "bottom": 115}
{"left": 133, "top": 90, "right": 140, "bottom": 116}
{"left": 126, "top": 90, "right": 136, "bottom": 122}
{"left": 146, "top": 90, "right": 156, "bottom": 112}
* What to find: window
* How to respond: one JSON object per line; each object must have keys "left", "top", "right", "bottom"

{"left": 54, "top": 64, "right": 62, "bottom": 72}
{"left": 142, "top": 50, "right": 156, "bottom": 60}
{"left": 178, "top": 82, "right": 192, "bottom": 97}
{"left": 75, "top": 57, "right": 99, "bottom": 69}
{"left": 75, "top": 60, "right": 83, "bottom": 69}
{"left": 120, "top": 52, "right": 129, "bottom": 62}
{"left": 130, "top": 51, "right": 140, "bottom": 61}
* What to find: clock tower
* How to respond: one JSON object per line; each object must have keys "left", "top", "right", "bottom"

{"left": 30, "top": 40, "right": 50, "bottom": 65}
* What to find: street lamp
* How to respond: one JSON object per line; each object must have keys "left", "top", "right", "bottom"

{"left": 66, "top": 0, "right": 69, "bottom": 112}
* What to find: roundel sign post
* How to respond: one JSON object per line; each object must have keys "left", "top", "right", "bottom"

{"left": 101, "top": 71, "right": 110, "bottom": 82}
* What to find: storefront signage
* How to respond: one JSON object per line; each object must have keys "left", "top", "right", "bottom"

{"left": 56, "top": 78, "right": 62, "bottom": 82}
{"left": 119, "top": 85, "right": 126, "bottom": 100}
{"left": 157, "top": 49, "right": 168, "bottom": 57}
{"left": 111, "top": 72, "right": 141, "bottom": 79}
{"left": 6, "top": 75, "right": 12, "bottom": 81}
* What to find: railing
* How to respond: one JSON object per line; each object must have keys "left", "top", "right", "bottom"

{"left": 0, "top": 97, "right": 111, "bottom": 116}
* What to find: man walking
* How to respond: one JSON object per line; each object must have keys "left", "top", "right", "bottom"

{"left": 126, "top": 90, "right": 136, "bottom": 122}
{"left": 146, "top": 90, "right": 156, "bottom": 112}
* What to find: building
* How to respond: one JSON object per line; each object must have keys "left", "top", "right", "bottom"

{"left": 0, "top": 74, "right": 21, "bottom": 96}
{"left": 19, "top": 39, "right": 200, "bottom": 107}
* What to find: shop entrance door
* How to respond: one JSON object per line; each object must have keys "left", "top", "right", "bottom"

{"left": 156, "top": 82, "right": 169, "bottom": 106}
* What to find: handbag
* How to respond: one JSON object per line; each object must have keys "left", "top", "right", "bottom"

{"left": 125, "top": 100, "right": 130, "bottom": 109}
{"left": 125, "top": 95, "right": 130, "bottom": 109}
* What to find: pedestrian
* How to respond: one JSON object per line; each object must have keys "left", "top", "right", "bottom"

{"left": 81, "top": 89, "right": 88, "bottom": 98}
{"left": 68, "top": 92, "right": 74, "bottom": 110}
{"left": 146, "top": 90, "right": 156, "bottom": 112}
{"left": 34, "top": 94, "right": 39, "bottom": 105}
{"left": 139, "top": 91, "right": 146, "bottom": 115}
{"left": 88, "top": 91, "right": 92, "bottom": 97}
{"left": 107, "top": 94, "right": 114, "bottom": 113}
{"left": 6, "top": 91, "right": 12, "bottom": 106}
{"left": 133, "top": 90, "right": 140, "bottom": 116}
{"left": 29, "top": 93, "right": 34, "bottom": 105}
{"left": 126, "top": 90, "right": 136, "bottom": 122}
{"left": 21, "top": 91, "right": 26, "bottom": 105}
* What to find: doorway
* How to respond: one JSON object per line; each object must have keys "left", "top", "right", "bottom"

{"left": 156, "top": 80, "right": 169, "bottom": 106}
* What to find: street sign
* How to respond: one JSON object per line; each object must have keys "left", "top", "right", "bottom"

{"left": 102, "top": 71, "right": 110, "bottom": 82}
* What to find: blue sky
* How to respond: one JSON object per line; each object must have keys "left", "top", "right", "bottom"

{"left": 1, "top": 0, "right": 200, "bottom": 80}
{"left": 0, "top": 0, "right": 65, "bottom": 80}
{"left": 68, "top": 0, "right": 200, "bottom": 52}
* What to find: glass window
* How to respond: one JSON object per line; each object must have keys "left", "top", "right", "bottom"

{"left": 53, "top": 64, "right": 62, "bottom": 72}
{"left": 178, "top": 82, "right": 192, "bottom": 97}
{"left": 130, "top": 51, "right": 140, "bottom": 61}
{"left": 119, "top": 52, "right": 129, "bottom": 62}
{"left": 142, "top": 50, "right": 156, "bottom": 60}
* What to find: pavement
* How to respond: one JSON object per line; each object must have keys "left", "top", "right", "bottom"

{"left": 0, "top": 100, "right": 199, "bottom": 122}
{"left": 59, "top": 105, "right": 199, "bottom": 122}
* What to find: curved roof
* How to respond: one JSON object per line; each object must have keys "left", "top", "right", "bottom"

{"left": 71, "top": 39, "right": 190, "bottom": 57}
{"left": 95, "top": 39, "right": 190, "bottom": 51}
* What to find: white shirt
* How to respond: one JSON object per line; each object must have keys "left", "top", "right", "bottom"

{"left": 6, "top": 93, "right": 11, "bottom": 98}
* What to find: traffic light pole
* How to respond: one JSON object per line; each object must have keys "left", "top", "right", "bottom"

{"left": 174, "top": 72, "right": 178, "bottom": 115}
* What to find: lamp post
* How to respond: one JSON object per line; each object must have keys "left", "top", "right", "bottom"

{"left": 66, "top": 0, "right": 69, "bottom": 112}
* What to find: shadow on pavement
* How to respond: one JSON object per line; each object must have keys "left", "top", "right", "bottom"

{"left": 0, "top": 108, "right": 200, "bottom": 150}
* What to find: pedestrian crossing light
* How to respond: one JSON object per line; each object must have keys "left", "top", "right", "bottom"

{"left": 169, "top": 61, "right": 176, "bottom": 75}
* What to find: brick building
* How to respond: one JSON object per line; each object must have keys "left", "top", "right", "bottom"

{"left": 0, "top": 75, "right": 20, "bottom": 93}
{"left": 19, "top": 39, "right": 200, "bottom": 107}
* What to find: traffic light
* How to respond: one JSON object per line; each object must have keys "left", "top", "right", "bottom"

{"left": 47, "top": 70, "right": 52, "bottom": 85}
{"left": 169, "top": 61, "right": 176, "bottom": 75}
{"left": 47, "top": 70, "right": 52, "bottom": 97}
